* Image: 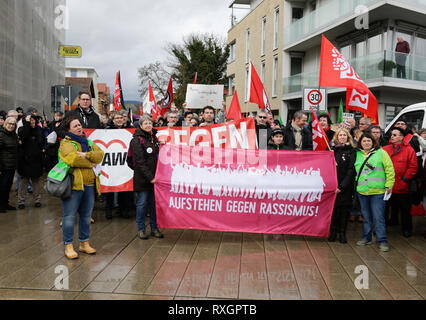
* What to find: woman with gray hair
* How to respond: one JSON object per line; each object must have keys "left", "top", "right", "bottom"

{"left": 130, "top": 115, "right": 164, "bottom": 240}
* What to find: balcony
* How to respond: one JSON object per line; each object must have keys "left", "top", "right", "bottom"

{"left": 282, "top": 50, "right": 426, "bottom": 96}
{"left": 283, "top": 0, "right": 426, "bottom": 50}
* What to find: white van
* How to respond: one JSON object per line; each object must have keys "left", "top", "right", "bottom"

{"left": 385, "top": 102, "right": 426, "bottom": 135}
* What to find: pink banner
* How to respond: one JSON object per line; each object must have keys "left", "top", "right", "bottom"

{"left": 155, "top": 145, "right": 338, "bottom": 237}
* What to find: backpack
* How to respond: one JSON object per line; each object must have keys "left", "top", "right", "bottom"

{"left": 127, "top": 136, "right": 145, "bottom": 170}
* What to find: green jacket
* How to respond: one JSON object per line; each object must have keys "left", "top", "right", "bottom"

{"left": 355, "top": 148, "right": 395, "bottom": 196}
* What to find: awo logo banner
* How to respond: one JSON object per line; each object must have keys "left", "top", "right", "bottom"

{"left": 155, "top": 145, "right": 338, "bottom": 237}
{"left": 85, "top": 129, "right": 136, "bottom": 193}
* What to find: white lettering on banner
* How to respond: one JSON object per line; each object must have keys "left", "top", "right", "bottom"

{"left": 156, "top": 118, "right": 256, "bottom": 149}
{"left": 348, "top": 88, "right": 369, "bottom": 110}
{"left": 170, "top": 164, "right": 325, "bottom": 202}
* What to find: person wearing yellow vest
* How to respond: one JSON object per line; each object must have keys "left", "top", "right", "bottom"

{"left": 59, "top": 116, "right": 104, "bottom": 260}
{"left": 355, "top": 133, "right": 395, "bottom": 252}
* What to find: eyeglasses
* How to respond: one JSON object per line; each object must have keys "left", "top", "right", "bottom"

{"left": 80, "top": 99, "right": 91, "bottom": 101}
{"left": 6, "top": 123, "right": 16, "bottom": 126}
{"left": 391, "top": 134, "right": 401, "bottom": 137}
{"left": 258, "top": 116, "right": 267, "bottom": 119}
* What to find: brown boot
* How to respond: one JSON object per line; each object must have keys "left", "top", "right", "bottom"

{"left": 65, "top": 244, "right": 79, "bottom": 260}
{"left": 79, "top": 241, "right": 96, "bottom": 255}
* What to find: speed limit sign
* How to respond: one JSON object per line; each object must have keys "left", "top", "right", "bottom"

{"left": 303, "top": 88, "right": 327, "bottom": 112}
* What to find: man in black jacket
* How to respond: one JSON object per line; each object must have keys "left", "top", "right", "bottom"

{"left": 255, "top": 109, "right": 272, "bottom": 150}
{"left": 283, "top": 111, "right": 313, "bottom": 151}
{"left": 60, "top": 91, "right": 102, "bottom": 135}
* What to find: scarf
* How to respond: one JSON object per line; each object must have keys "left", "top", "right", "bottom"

{"left": 66, "top": 132, "right": 90, "bottom": 152}
{"left": 78, "top": 106, "right": 94, "bottom": 127}
{"left": 291, "top": 121, "right": 303, "bottom": 150}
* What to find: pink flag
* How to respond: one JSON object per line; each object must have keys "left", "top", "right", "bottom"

{"left": 155, "top": 145, "right": 338, "bottom": 237}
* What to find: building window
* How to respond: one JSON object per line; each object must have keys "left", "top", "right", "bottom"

{"left": 261, "top": 17, "right": 266, "bottom": 56}
{"left": 290, "top": 57, "right": 303, "bottom": 76}
{"left": 274, "top": 7, "right": 280, "bottom": 50}
{"left": 229, "top": 41, "right": 236, "bottom": 62}
{"left": 272, "top": 55, "right": 278, "bottom": 97}
{"left": 71, "top": 69, "right": 77, "bottom": 77}
{"left": 261, "top": 61, "right": 266, "bottom": 83}
{"left": 246, "top": 29, "right": 250, "bottom": 64}
{"left": 292, "top": 8, "right": 303, "bottom": 23}
{"left": 245, "top": 67, "right": 250, "bottom": 101}
{"left": 229, "top": 75, "right": 236, "bottom": 96}
{"left": 367, "top": 34, "right": 382, "bottom": 54}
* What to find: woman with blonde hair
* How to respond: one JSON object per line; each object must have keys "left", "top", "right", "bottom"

{"left": 58, "top": 116, "right": 104, "bottom": 259}
{"left": 328, "top": 128, "right": 356, "bottom": 243}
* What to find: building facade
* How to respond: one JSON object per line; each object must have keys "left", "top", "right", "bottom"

{"left": 228, "top": 0, "right": 426, "bottom": 127}
{"left": 65, "top": 66, "right": 99, "bottom": 109}
{"left": 0, "top": 0, "right": 66, "bottom": 117}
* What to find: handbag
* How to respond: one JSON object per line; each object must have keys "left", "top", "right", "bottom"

{"left": 45, "top": 167, "right": 75, "bottom": 200}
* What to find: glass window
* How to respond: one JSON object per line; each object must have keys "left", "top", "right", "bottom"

{"left": 386, "top": 108, "right": 424, "bottom": 132}
{"left": 261, "top": 61, "right": 266, "bottom": 83}
{"left": 261, "top": 17, "right": 266, "bottom": 56}
{"left": 274, "top": 7, "right": 279, "bottom": 50}
{"left": 292, "top": 8, "right": 303, "bottom": 23}
{"left": 356, "top": 41, "right": 366, "bottom": 58}
{"left": 229, "top": 75, "right": 235, "bottom": 96}
{"left": 246, "top": 29, "right": 250, "bottom": 64}
{"left": 245, "top": 67, "right": 250, "bottom": 101}
{"left": 368, "top": 34, "right": 382, "bottom": 54}
{"left": 395, "top": 30, "right": 413, "bottom": 51}
{"left": 229, "top": 42, "right": 236, "bottom": 62}
{"left": 273, "top": 55, "right": 279, "bottom": 97}
{"left": 414, "top": 33, "right": 426, "bottom": 57}
{"left": 340, "top": 45, "right": 351, "bottom": 60}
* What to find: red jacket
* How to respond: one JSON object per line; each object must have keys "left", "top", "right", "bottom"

{"left": 383, "top": 143, "right": 418, "bottom": 194}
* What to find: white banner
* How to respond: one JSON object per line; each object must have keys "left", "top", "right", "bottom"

{"left": 186, "top": 84, "right": 224, "bottom": 110}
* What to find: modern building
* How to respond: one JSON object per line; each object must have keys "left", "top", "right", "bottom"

{"left": 97, "top": 83, "right": 111, "bottom": 115}
{"left": 0, "top": 0, "right": 66, "bottom": 117}
{"left": 227, "top": 0, "right": 426, "bottom": 128}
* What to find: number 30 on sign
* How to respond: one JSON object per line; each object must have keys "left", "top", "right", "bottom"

{"left": 303, "top": 88, "right": 327, "bottom": 112}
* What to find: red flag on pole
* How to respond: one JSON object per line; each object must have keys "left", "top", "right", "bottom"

{"left": 161, "top": 77, "right": 174, "bottom": 117}
{"left": 113, "top": 71, "right": 123, "bottom": 112}
{"left": 311, "top": 107, "right": 330, "bottom": 151}
{"left": 226, "top": 91, "right": 242, "bottom": 121}
{"left": 319, "top": 35, "right": 378, "bottom": 124}
{"left": 149, "top": 80, "right": 160, "bottom": 122}
{"left": 248, "top": 62, "right": 271, "bottom": 113}
{"left": 193, "top": 72, "right": 198, "bottom": 84}
{"left": 139, "top": 103, "right": 144, "bottom": 116}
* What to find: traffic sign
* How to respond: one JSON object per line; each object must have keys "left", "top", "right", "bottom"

{"left": 303, "top": 88, "right": 327, "bottom": 112}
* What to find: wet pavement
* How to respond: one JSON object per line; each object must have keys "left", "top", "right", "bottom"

{"left": 0, "top": 187, "right": 425, "bottom": 300}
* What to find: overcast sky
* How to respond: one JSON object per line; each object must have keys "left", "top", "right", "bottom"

{"left": 66, "top": 0, "right": 244, "bottom": 101}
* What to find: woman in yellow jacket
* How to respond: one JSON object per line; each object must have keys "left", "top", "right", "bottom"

{"left": 355, "top": 133, "right": 395, "bottom": 252}
{"left": 59, "top": 116, "right": 104, "bottom": 259}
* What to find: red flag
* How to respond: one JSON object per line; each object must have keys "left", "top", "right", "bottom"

{"left": 193, "top": 72, "right": 198, "bottom": 84}
{"left": 311, "top": 108, "right": 329, "bottom": 151}
{"left": 319, "top": 35, "right": 378, "bottom": 123}
{"left": 149, "top": 80, "right": 160, "bottom": 121}
{"left": 113, "top": 71, "right": 123, "bottom": 112}
{"left": 249, "top": 62, "right": 271, "bottom": 113}
{"left": 226, "top": 91, "right": 242, "bottom": 121}
{"left": 139, "top": 103, "right": 144, "bottom": 116}
{"left": 161, "top": 77, "right": 174, "bottom": 117}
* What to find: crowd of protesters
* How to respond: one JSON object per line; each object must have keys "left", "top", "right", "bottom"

{"left": 1, "top": 91, "right": 426, "bottom": 259}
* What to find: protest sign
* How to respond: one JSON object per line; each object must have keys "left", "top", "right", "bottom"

{"left": 155, "top": 145, "right": 338, "bottom": 237}
{"left": 85, "top": 129, "right": 135, "bottom": 193}
{"left": 186, "top": 84, "right": 224, "bottom": 110}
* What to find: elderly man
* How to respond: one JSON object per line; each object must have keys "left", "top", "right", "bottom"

{"left": 383, "top": 127, "right": 417, "bottom": 237}
{"left": 283, "top": 111, "right": 313, "bottom": 151}
{"left": 358, "top": 117, "right": 372, "bottom": 133}
{"left": 395, "top": 37, "right": 410, "bottom": 79}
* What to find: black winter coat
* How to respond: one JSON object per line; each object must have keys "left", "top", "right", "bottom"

{"left": 18, "top": 123, "right": 46, "bottom": 178}
{"left": 58, "top": 106, "right": 102, "bottom": 138}
{"left": 267, "top": 141, "right": 292, "bottom": 151}
{"left": 332, "top": 143, "right": 356, "bottom": 207}
{"left": 0, "top": 127, "right": 19, "bottom": 171}
{"left": 283, "top": 122, "right": 313, "bottom": 151}
{"left": 131, "top": 128, "right": 160, "bottom": 192}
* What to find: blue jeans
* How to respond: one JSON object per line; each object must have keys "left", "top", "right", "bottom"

{"left": 358, "top": 193, "right": 388, "bottom": 243}
{"left": 62, "top": 186, "right": 95, "bottom": 245}
{"left": 136, "top": 190, "right": 158, "bottom": 232}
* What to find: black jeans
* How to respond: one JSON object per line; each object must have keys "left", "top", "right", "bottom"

{"left": 396, "top": 64, "right": 407, "bottom": 79}
{"left": 390, "top": 193, "right": 412, "bottom": 233}
{"left": 330, "top": 205, "right": 351, "bottom": 234}
{"left": 105, "top": 192, "right": 133, "bottom": 214}
{"left": 0, "top": 169, "right": 16, "bottom": 208}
